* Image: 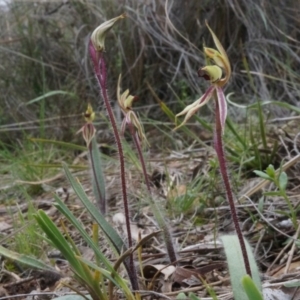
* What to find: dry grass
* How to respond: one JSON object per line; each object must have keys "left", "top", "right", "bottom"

{"left": 0, "top": 0, "right": 299, "bottom": 143}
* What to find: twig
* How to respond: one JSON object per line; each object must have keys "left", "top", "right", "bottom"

{"left": 284, "top": 222, "right": 300, "bottom": 274}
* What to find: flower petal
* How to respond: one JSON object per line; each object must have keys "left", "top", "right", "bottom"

{"left": 129, "top": 111, "right": 150, "bottom": 148}
{"left": 117, "top": 75, "right": 135, "bottom": 112}
{"left": 205, "top": 21, "right": 231, "bottom": 86}
{"left": 204, "top": 47, "right": 226, "bottom": 70}
{"left": 216, "top": 86, "right": 227, "bottom": 134}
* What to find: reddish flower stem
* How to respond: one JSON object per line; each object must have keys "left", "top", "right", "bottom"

{"left": 89, "top": 43, "right": 138, "bottom": 290}
{"left": 128, "top": 123, "right": 178, "bottom": 264}
{"left": 214, "top": 95, "right": 252, "bottom": 277}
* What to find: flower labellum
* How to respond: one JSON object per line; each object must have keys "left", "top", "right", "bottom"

{"left": 199, "top": 65, "right": 223, "bottom": 83}
{"left": 84, "top": 103, "right": 95, "bottom": 123}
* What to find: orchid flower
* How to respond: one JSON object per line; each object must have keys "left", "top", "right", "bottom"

{"left": 77, "top": 103, "right": 96, "bottom": 147}
{"left": 174, "top": 22, "right": 253, "bottom": 278}
{"left": 174, "top": 21, "right": 231, "bottom": 133}
{"left": 117, "top": 75, "right": 149, "bottom": 148}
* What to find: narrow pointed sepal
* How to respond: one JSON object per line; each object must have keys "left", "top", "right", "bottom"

{"left": 174, "top": 85, "right": 215, "bottom": 130}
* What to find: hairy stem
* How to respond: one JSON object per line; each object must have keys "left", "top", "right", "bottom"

{"left": 214, "top": 97, "right": 252, "bottom": 277}
{"left": 89, "top": 45, "right": 138, "bottom": 290}
{"left": 128, "top": 123, "right": 178, "bottom": 264}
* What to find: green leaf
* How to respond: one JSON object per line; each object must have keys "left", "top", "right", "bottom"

{"left": 241, "top": 275, "right": 264, "bottom": 300}
{"left": 188, "top": 292, "right": 202, "bottom": 300}
{"left": 158, "top": 100, "right": 176, "bottom": 122}
{"left": 284, "top": 280, "right": 300, "bottom": 287}
{"left": 226, "top": 117, "right": 247, "bottom": 149}
{"left": 226, "top": 94, "right": 300, "bottom": 114}
{"left": 34, "top": 210, "right": 91, "bottom": 282}
{"left": 89, "top": 137, "right": 106, "bottom": 214}
{"left": 62, "top": 163, "right": 140, "bottom": 289}
{"left": 253, "top": 170, "right": 272, "bottom": 181}
{"left": 221, "top": 235, "right": 262, "bottom": 300}
{"left": 53, "top": 195, "right": 114, "bottom": 273}
{"left": 62, "top": 162, "right": 125, "bottom": 255}
{"left": 77, "top": 256, "right": 135, "bottom": 300}
{"left": 25, "top": 91, "right": 77, "bottom": 105}
{"left": 176, "top": 292, "right": 187, "bottom": 299}
{"left": 279, "top": 172, "right": 288, "bottom": 191}
{"left": 263, "top": 191, "right": 282, "bottom": 196}
{"left": 0, "top": 245, "right": 55, "bottom": 271}
{"left": 258, "top": 196, "right": 264, "bottom": 213}
{"left": 266, "top": 164, "right": 276, "bottom": 179}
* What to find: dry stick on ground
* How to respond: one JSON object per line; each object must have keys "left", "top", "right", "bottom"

{"left": 267, "top": 235, "right": 294, "bottom": 275}
{"left": 246, "top": 196, "right": 299, "bottom": 242}
{"left": 240, "top": 154, "right": 300, "bottom": 275}
{"left": 246, "top": 195, "right": 300, "bottom": 279}
{"left": 283, "top": 222, "right": 300, "bottom": 274}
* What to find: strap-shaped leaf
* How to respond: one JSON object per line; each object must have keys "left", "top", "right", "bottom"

{"left": 62, "top": 162, "right": 125, "bottom": 254}
{"left": 221, "top": 235, "right": 262, "bottom": 300}
{"left": 0, "top": 245, "right": 55, "bottom": 271}
{"left": 89, "top": 138, "right": 106, "bottom": 214}
{"left": 242, "top": 275, "right": 263, "bottom": 300}
{"left": 35, "top": 210, "right": 90, "bottom": 282}
{"left": 77, "top": 256, "right": 135, "bottom": 300}
{"left": 54, "top": 194, "right": 114, "bottom": 272}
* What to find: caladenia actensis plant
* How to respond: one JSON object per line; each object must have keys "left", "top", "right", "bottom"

{"left": 117, "top": 75, "right": 178, "bottom": 265}
{"left": 89, "top": 14, "right": 139, "bottom": 290}
{"left": 175, "top": 21, "right": 252, "bottom": 278}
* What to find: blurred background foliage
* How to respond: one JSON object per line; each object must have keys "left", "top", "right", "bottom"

{"left": 0, "top": 0, "right": 299, "bottom": 145}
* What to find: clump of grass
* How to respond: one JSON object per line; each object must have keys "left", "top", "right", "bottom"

{"left": 12, "top": 196, "right": 41, "bottom": 257}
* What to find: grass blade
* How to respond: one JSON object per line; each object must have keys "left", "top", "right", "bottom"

{"left": 0, "top": 245, "right": 55, "bottom": 271}
{"left": 89, "top": 138, "right": 106, "bottom": 214}
{"left": 53, "top": 194, "right": 114, "bottom": 272}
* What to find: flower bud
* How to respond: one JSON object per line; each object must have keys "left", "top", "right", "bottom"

{"left": 91, "top": 14, "right": 125, "bottom": 52}
{"left": 82, "top": 123, "right": 96, "bottom": 147}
